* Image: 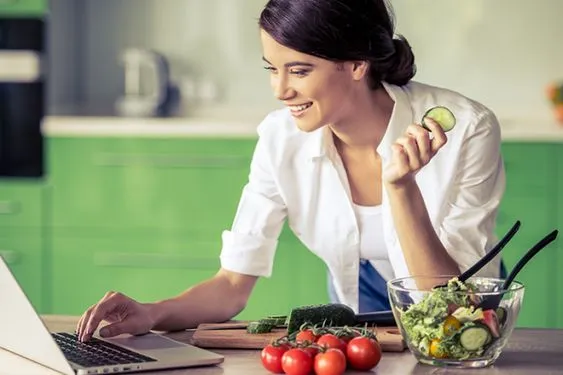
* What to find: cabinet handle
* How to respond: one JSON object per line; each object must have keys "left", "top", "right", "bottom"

{"left": 0, "top": 250, "right": 19, "bottom": 264}
{"left": 94, "top": 154, "right": 248, "bottom": 168}
{"left": 0, "top": 201, "right": 19, "bottom": 215}
{"left": 94, "top": 252, "right": 218, "bottom": 269}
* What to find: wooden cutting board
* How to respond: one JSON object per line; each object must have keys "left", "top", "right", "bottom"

{"left": 191, "top": 323, "right": 406, "bottom": 352}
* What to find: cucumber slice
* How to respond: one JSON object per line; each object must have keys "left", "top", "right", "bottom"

{"left": 496, "top": 307, "right": 507, "bottom": 327}
{"left": 459, "top": 324, "right": 492, "bottom": 351}
{"left": 246, "top": 320, "right": 275, "bottom": 334}
{"left": 246, "top": 315, "right": 288, "bottom": 334}
{"left": 421, "top": 106, "right": 456, "bottom": 132}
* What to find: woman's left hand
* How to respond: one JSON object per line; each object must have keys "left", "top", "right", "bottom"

{"left": 382, "top": 118, "right": 448, "bottom": 186}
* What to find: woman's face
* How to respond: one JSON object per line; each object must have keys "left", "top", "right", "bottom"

{"left": 260, "top": 30, "right": 364, "bottom": 132}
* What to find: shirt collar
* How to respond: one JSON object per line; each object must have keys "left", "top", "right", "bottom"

{"left": 306, "top": 81, "right": 414, "bottom": 162}
{"left": 306, "top": 126, "right": 329, "bottom": 161}
{"left": 377, "top": 82, "right": 414, "bottom": 162}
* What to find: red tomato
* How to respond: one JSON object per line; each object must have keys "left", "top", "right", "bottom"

{"left": 314, "top": 348, "right": 347, "bottom": 375}
{"left": 260, "top": 344, "right": 288, "bottom": 374}
{"left": 301, "top": 345, "right": 319, "bottom": 358}
{"left": 281, "top": 348, "right": 314, "bottom": 375}
{"left": 296, "top": 329, "right": 318, "bottom": 343}
{"left": 346, "top": 336, "right": 382, "bottom": 371}
{"left": 340, "top": 331, "right": 360, "bottom": 344}
{"left": 316, "top": 333, "right": 346, "bottom": 352}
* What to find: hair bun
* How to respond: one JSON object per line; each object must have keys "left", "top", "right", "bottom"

{"left": 384, "top": 36, "right": 416, "bottom": 86}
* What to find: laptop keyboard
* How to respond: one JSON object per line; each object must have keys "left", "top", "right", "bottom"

{"left": 52, "top": 332, "right": 157, "bottom": 368}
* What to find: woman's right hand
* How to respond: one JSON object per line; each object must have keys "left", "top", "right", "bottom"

{"left": 76, "top": 291, "right": 157, "bottom": 342}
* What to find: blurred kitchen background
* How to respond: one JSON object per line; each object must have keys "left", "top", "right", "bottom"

{"left": 47, "top": 0, "right": 278, "bottom": 117}
{"left": 45, "top": 0, "right": 563, "bottom": 121}
{"left": 1, "top": 0, "right": 562, "bottom": 328}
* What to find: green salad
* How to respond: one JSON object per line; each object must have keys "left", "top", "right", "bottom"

{"left": 398, "top": 278, "right": 506, "bottom": 360}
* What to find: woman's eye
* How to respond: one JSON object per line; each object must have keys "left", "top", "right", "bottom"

{"left": 290, "top": 69, "right": 309, "bottom": 77}
{"left": 263, "top": 66, "right": 277, "bottom": 73}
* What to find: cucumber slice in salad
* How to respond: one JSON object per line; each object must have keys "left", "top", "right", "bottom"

{"left": 421, "top": 106, "right": 456, "bottom": 132}
{"left": 459, "top": 323, "right": 492, "bottom": 351}
{"left": 496, "top": 307, "right": 508, "bottom": 327}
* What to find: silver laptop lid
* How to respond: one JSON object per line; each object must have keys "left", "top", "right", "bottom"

{"left": 0, "top": 255, "right": 74, "bottom": 375}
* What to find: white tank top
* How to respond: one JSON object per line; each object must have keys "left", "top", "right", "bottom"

{"left": 353, "top": 203, "right": 395, "bottom": 281}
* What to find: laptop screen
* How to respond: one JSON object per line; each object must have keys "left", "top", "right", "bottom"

{"left": 0, "top": 255, "right": 74, "bottom": 375}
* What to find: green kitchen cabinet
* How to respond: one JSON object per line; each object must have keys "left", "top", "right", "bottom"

{"left": 46, "top": 135, "right": 330, "bottom": 318}
{"left": 49, "top": 225, "right": 329, "bottom": 318}
{"left": 50, "top": 233, "right": 221, "bottom": 314}
{"left": 48, "top": 137, "right": 255, "bottom": 236}
{"left": 237, "top": 226, "right": 329, "bottom": 320}
{"left": 557, "top": 143, "right": 563, "bottom": 329}
{"left": 46, "top": 135, "right": 561, "bottom": 325}
{"left": 496, "top": 143, "right": 558, "bottom": 328}
{"left": 0, "top": 181, "right": 44, "bottom": 228}
{"left": 47, "top": 136, "right": 258, "bottom": 313}
{"left": 0, "top": 180, "right": 46, "bottom": 312}
{"left": 0, "top": 231, "right": 45, "bottom": 312}
{"left": 0, "top": 0, "right": 47, "bottom": 16}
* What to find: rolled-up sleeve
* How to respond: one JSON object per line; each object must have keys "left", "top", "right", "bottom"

{"left": 219, "top": 119, "right": 287, "bottom": 277}
{"left": 437, "top": 110, "right": 506, "bottom": 277}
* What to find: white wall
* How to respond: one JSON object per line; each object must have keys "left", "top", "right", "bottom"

{"left": 48, "top": 0, "right": 563, "bottom": 121}
{"left": 391, "top": 0, "right": 563, "bottom": 120}
{"left": 46, "top": 0, "right": 83, "bottom": 109}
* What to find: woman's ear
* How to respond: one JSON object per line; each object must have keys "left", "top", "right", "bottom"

{"left": 351, "top": 61, "right": 370, "bottom": 81}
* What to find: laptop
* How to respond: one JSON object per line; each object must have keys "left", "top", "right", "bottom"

{"left": 0, "top": 255, "right": 224, "bottom": 374}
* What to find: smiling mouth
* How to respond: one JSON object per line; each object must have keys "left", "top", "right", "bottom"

{"left": 288, "top": 102, "right": 313, "bottom": 114}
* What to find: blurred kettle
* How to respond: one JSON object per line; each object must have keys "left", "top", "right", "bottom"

{"left": 115, "top": 48, "right": 171, "bottom": 117}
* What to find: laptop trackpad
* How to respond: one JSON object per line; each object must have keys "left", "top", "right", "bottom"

{"left": 106, "top": 333, "right": 185, "bottom": 351}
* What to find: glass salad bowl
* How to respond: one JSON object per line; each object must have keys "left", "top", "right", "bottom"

{"left": 387, "top": 276, "right": 524, "bottom": 368}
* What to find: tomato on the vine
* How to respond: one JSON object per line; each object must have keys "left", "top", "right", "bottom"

{"left": 296, "top": 329, "right": 318, "bottom": 343}
{"left": 346, "top": 336, "right": 382, "bottom": 371}
{"left": 301, "top": 344, "right": 319, "bottom": 358}
{"left": 281, "top": 348, "right": 314, "bottom": 375}
{"left": 339, "top": 331, "right": 360, "bottom": 344}
{"left": 314, "top": 348, "right": 347, "bottom": 375}
{"left": 261, "top": 343, "right": 289, "bottom": 374}
{"left": 316, "top": 333, "right": 347, "bottom": 352}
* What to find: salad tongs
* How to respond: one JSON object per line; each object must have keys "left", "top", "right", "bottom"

{"left": 434, "top": 220, "right": 521, "bottom": 289}
{"left": 478, "top": 229, "right": 559, "bottom": 311}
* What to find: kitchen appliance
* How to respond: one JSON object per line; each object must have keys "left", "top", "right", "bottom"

{"left": 115, "top": 48, "right": 172, "bottom": 117}
{"left": 0, "top": 18, "right": 44, "bottom": 178}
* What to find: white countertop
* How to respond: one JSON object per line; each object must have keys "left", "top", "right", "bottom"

{"left": 42, "top": 113, "right": 563, "bottom": 142}
{"left": 42, "top": 115, "right": 261, "bottom": 138}
{"left": 499, "top": 118, "right": 563, "bottom": 142}
{"left": 42, "top": 104, "right": 270, "bottom": 138}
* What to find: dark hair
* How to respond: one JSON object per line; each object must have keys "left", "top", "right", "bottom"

{"left": 259, "top": 0, "right": 416, "bottom": 88}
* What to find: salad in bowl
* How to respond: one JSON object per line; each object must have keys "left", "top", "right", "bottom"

{"left": 387, "top": 276, "right": 524, "bottom": 368}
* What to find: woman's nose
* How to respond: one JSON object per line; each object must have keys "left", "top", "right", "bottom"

{"left": 272, "top": 75, "right": 293, "bottom": 101}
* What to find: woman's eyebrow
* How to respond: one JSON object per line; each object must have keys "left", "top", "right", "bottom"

{"left": 262, "top": 56, "right": 315, "bottom": 68}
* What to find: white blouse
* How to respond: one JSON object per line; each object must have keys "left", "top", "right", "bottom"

{"left": 219, "top": 81, "right": 505, "bottom": 313}
{"left": 352, "top": 204, "right": 395, "bottom": 282}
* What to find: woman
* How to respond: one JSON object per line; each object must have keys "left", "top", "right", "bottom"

{"left": 76, "top": 0, "right": 505, "bottom": 342}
